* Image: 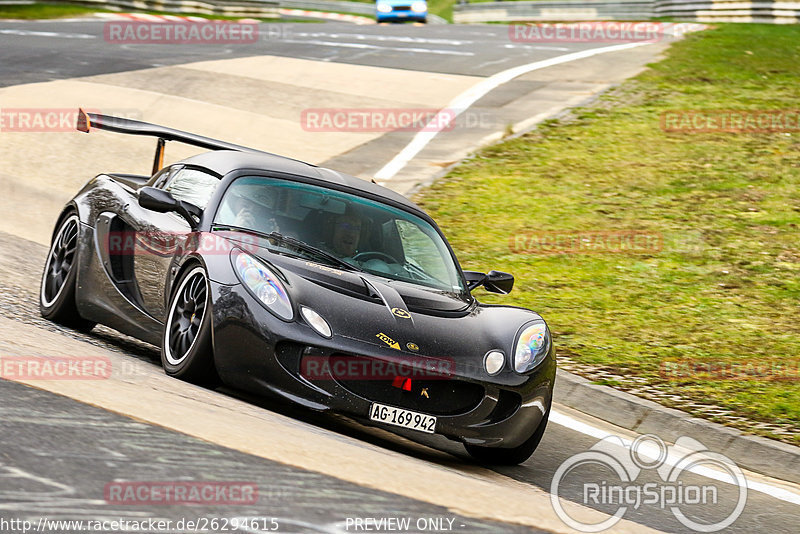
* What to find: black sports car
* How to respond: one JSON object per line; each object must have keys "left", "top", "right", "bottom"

{"left": 40, "top": 109, "right": 555, "bottom": 464}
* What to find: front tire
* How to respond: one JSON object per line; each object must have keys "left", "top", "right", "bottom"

{"left": 464, "top": 409, "right": 550, "bottom": 465}
{"left": 40, "top": 213, "right": 95, "bottom": 330}
{"left": 162, "top": 265, "right": 218, "bottom": 385}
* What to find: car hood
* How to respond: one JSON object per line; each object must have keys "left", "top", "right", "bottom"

{"left": 264, "top": 250, "right": 471, "bottom": 314}
{"left": 217, "top": 235, "right": 542, "bottom": 361}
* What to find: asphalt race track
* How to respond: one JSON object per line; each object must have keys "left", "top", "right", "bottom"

{"left": 1, "top": 16, "right": 799, "bottom": 534}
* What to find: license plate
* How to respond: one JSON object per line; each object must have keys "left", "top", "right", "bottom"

{"left": 369, "top": 403, "right": 436, "bottom": 433}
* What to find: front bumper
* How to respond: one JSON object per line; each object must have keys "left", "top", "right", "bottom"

{"left": 210, "top": 282, "right": 555, "bottom": 448}
{"left": 376, "top": 11, "right": 427, "bottom": 22}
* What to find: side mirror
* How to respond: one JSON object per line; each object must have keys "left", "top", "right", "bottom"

{"left": 484, "top": 270, "right": 514, "bottom": 294}
{"left": 138, "top": 186, "right": 201, "bottom": 230}
{"left": 463, "top": 270, "right": 514, "bottom": 294}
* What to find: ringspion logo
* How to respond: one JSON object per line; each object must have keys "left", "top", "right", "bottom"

{"left": 551, "top": 434, "right": 747, "bottom": 532}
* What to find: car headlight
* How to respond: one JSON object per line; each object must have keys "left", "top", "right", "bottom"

{"left": 377, "top": 3, "right": 392, "bottom": 12}
{"left": 484, "top": 350, "right": 505, "bottom": 376}
{"left": 232, "top": 249, "right": 293, "bottom": 321}
{"left": 411, "top": 1, "right": 427, "bottom": 12}
{"left": 300, "top": 306, "right": 332, "bottom": 338}
{"left": 513, "top": 322, "right": 550, "bottom": 373}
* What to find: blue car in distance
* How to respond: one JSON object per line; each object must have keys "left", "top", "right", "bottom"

{"left": 376, "top": 0, "right": 427, "bottom": 23}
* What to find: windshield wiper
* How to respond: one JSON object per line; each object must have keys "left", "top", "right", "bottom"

{"left": 213, "top": 225, "right": 358, "bottom": 272}
{"left": 212, "top": 224, "right": 270, "bottom": 241}
{"left": 264, "top": 232, "right": 360, "bottom": 272}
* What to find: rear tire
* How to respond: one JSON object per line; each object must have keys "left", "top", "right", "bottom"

{"left": 161, "top": 264, "right": 219, "bottom": 385}
{"left": 39, "top": 213, "right": 95, "bottom": 331}
{"left": 464, "top": 409, "right": 550, "bottom": 465}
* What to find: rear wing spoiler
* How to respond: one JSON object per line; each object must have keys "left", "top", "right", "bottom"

{"left": 76, "top": 108, "right": 266, "bottom": 175}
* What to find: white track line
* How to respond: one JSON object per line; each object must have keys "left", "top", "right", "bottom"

{"left": 373, "top": 42, "right": 649, "bottom": 182}
{"left": 280, "top": 38, "right": 474, "bottom": 57}
{"left": 550, "top": 409, "right": 800, "bottom": 506}
{"left": 0, "top": 29, "right": 95, "bottom": 39}
{"left": 291, "top": 31, "right": 471, "bottom": 46}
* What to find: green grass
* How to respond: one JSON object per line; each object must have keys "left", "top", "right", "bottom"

{"left": 416, "top": 24, "right": 800, "bottom": 443}
{"left": 0, "top": 2, "right": 105, "bottom": 19}
{"left": 427, "top": 0, "right": 455, "bottom": 21}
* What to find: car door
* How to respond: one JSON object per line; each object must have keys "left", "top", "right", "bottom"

{"left": 128, "top": 166, "right": 220, "bottom": 320}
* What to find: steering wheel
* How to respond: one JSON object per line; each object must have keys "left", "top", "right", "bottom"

{"left": 353, "top": 251, "right": 399, "bottom": 264}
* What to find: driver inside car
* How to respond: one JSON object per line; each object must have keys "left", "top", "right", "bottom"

{"left": 327, "top": 211, "right": 403, "bottom": 276}
{"left": 330, "top": 213, "right": 362, "bottom": 257}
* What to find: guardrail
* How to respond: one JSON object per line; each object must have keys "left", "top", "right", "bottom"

{"left": 454, "top": 0, "right": 654, "bottom": 22}
{"left": 55, "top": 0, "right": 450, "bottom": 23}
{"left": 276, "top": 0, "right": 373, "bottom": 14}
{"left": 59, "top": 0, "right": 281, "bottom": 17}
{"left": 655, "top": 0, "right": 800, "bottom": 23}
{"left": 453, "top": 0, "right": 800, "bottom": 23}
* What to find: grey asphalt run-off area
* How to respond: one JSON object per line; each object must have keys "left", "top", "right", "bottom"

{"left": 0, "top": 15, "right": 799, "bottom": 534}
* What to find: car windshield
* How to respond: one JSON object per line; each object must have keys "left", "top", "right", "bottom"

{"left": 213, "top": 176, "right": 465, "bottom": 292}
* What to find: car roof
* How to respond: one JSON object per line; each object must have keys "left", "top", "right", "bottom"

{"left": 180, "top": 150, "right": 423, "bottom": 215}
